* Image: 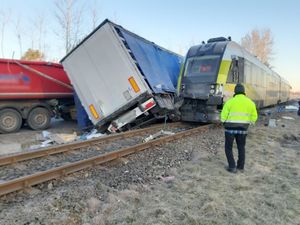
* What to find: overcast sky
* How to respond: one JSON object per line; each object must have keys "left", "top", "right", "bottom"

{"left": 1, "top": 0, "right": 300, "bottom": 91}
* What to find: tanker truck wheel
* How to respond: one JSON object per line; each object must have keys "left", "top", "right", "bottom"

{"left": 27, "top": 107, "right": 51, "bottom": 130}
{"left": 0, "top": 108, "right": 22, "bottom": 133}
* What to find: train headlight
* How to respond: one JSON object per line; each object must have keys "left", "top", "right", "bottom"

{"left": 210, "top": 84, "right": 215, "bottom": 94}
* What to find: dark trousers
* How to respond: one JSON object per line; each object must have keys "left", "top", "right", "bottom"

{"left": 225, "top": 132, "right": 247, "bottom": 169}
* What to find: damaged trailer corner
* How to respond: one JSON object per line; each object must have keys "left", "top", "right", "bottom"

{"left": 61, "top": 19, "right": 183, "bottom": 132}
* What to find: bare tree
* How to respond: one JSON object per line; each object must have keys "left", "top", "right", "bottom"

{"left": 14, "top": 16, "right": 23, "bottom": 57}
{"left": 34, "top": 13, "right": 47, "bottom": 53}
{"left": 241, "top": 28, "right": 274, "bottom": 65}
{"left": 91, "top": 0, "right": 100, "bottom": 30}
{"left": 26, "top": 14, "right": 48, "bottom": 59}
{"left": 0, "top": 10, "right": 11, "bottom": 57}
{"left": 54, "top": 0, "right": 84, "bottom": 54}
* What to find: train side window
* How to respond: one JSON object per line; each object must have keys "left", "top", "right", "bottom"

{"left": 251, "top": 64, "right": 256, "bottom": 85}
{"left": 263, "top": 71, "right": 266, "bottom": 87}
{"left": 253, "top": 66, "right": 258, "bottom": 86}
{"left": 244, "top": 60, "right": 252, "bottom": 84}
{"left": 238, "top": 57, "right": 244, "bottom": 83}
{"left": 257, "top": 68, "right": 260, "bottom": 86}
{"left": 258, "top": 68, "right": 263, "bottom": 87}
{"left": 227, "top": 57, "right": 244, "bottom": 83}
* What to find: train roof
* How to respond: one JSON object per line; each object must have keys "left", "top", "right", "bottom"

{"left": 186, "top": 40, "right": 228, "bottom": 58}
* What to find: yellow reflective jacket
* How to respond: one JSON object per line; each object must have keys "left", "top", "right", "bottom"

{"left": 221, "top": 94, "right": 258, "bottom": 125}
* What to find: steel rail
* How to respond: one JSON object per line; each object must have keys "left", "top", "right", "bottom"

{"left": 0, "top": 125, "right": 210, "bottom": 197}
{"left": 0, "top": 122, "right": 187, "bottom": 166}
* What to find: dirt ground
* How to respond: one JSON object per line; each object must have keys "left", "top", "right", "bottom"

{"left": 0, "top": 119, "right": 78, "bottom": 155}
{"left": 0, "top": 105, "right": 300, "bottom": 225}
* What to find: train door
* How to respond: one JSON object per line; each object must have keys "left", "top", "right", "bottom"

{"left": 279, "top": 77, "right": 282, "bottom": 103}
{"left": 223, "top": 56, "right": 244, "bottom": 102}
{"left": 227, "top": 56, "right": 244, "bottom": 84}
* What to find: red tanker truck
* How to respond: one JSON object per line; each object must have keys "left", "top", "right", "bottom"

{"left": 0, "top": 58, "right": 74, "bottom": 133}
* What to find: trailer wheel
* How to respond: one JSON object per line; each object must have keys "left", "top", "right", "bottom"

{"left": 0, "top": 109, "right": 22, "bottom": 133}
{"left": 27, "top": 107, "right": 51, "bottom": 130}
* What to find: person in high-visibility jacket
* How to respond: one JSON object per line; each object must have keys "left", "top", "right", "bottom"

{"left": 221, "top": 83, "right": 258, "bottom": 173}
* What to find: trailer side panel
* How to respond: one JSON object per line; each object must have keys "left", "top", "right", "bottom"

{"left": 62, "top": 23, "right": 149, "bottom": 125}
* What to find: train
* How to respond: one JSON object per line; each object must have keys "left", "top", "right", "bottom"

{"left": 177, "top": 37, "right": 291, "bottom": 123}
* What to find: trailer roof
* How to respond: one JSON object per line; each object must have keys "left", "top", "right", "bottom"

{"left": 60, "top": 19, "right": 181, "bottom": 63}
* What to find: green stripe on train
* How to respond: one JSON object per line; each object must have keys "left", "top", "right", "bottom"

{"left": 176, "top": 64, "right": 184, "bottom": 94}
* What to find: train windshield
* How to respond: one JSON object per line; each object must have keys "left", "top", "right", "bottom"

{"left": 184, "top": 55, "right": 220, "bottom": 82}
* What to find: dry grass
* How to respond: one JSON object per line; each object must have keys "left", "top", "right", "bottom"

{"left": 91, "top": 114, "right": 300, "bottom": 225}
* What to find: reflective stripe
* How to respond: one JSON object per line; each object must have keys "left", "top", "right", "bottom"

{"left": 225, "top": 130, "right": 248, "bottom": 134}
{"left": 225, "top": 120, "right": 251, "bottom": 124}
{"left": 228, "top": 112, "right": 251, "bottom": 117}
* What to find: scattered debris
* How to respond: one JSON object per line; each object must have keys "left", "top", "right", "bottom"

{"left": 268, "top": 119, "right": 277, "bottom": 127}
{"left": 48, "top": 133, "right": 77, "bottom": 144}
{"left": 119, "top": 157, "right": 130, "bottom": 165}
{"left": 42, "top": 131, "right": 51, "bottom": 139}
{"left": 79, "top": 129, "right": 105, "bottom": 140}
{"left": 143, "top": 130, "right": 175, "bottom": 142}
{"left": 34, "top": 131, "right": 53, "bottom": 143}
{"left": 282, "top": 116, "right": 295, "bottom": 120}
{"left": 33, "top": 131, "right": 77, "bottom": 148}
{"left": 29, "top": 129, "right": 105, "bottom": 150}
{"left": 260, "top": 109, "right": 272, "bottom": 116}
{"left": 40, "top": 140, "right": 54, "bottom": 147}
{"left": 159, "top": 175, "right": 175, "bottom": 183}
{"left": 47, "top": 182, "right": 53, "bottom": 190}
{"left": 285, "top": 105, "right": 298, "bottom": 112}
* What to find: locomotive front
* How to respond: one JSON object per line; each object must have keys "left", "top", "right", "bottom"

{"left": 178, "top": 38, "right": 229, "bottom": 122}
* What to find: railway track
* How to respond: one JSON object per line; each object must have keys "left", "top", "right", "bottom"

{"left": 0, "top": 123, "right": 211, "bottom": 197}
{"left": 0, "top": 122, "right": 187, "bottom": 166}
{"left": 0, "top": 122, "right": 191, "bottom": 181}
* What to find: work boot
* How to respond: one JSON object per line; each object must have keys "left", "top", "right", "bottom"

{"left": 226, "top": 167, "right": 237, "bottom": 173}
{"left": 237, "top": 168, "right": 244, "bottom": 173}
